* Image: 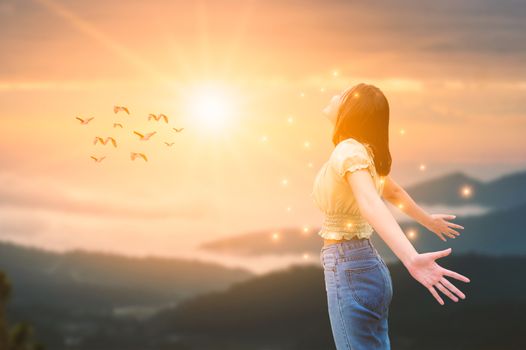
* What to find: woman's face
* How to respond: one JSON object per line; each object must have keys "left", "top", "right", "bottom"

{"left": 322, "top": 93, "right": 342, "bottom": 125}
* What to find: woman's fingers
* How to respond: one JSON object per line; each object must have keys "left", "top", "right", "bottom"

{"left": 427, "top": 285, "right": 444, "bottom": 305}
{"left": 447, "top": 228, "right": 461, "bottom": 236}
{"left": 434, "top": 281, "right": 458, "bottom": 302}
{"left": 440, "top": 277, "right": 466, "bottom": 299}
{"left": 431, "top": 247, "right": 452, "bottom": 260}
{"left": 442, "top": 268, "right": 471, "bottom": 283}
{"left": 447, "top": 222, "right": 464, "bottom": 230}
{"left": 443, "top": 230, "right": 456, "bottom": 238}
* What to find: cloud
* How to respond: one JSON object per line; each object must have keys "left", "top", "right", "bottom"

{"left": 0, "top": 79, "right": 144, "bottom": 91}
{"left": 0, "top": 171, "right": 209, "bottom": 220}
{"left": 0, "top": 0, "right": 525, "bottom": 81}
{"left": 0, "top": 214, "right": 45, "bottom": 237}
{"left": 0, "top": 1, "right": 15, "bottom": 16}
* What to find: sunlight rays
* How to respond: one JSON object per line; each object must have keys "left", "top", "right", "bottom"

{"left": 34, "top": 0, "right": 168, "bottom": 83}
{"left": 195, "top": 1, "right": 211, "bottom": 77}
{"left": 218, "top": 0, "right": 258, "bottom": 77}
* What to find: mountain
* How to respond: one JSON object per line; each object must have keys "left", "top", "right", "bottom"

{"left": 401, "top": 169, "right": 526, "bottom": 209}
{"left": 371, "top": 199, "right": 526, "bottom": 263}
{"left": 3, "top": 248, "right": 525, "bottom": 349}
{"left": 198, "top": 170, "right": 526, "bottom": 259}
{"left": 137, "top": 254, "right": 526, "bottom": 350}
{"left": 198, "top": 201, "right": 526, "bottom": 259}
{"left": 0, "top": 240, "right": 253, "bottom": 311}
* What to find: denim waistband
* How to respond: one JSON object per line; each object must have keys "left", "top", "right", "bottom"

{"left": 320, "top": 237, "right": 373, "bottom": 255}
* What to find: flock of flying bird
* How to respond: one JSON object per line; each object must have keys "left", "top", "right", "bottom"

{"left": 75, "top": 105, "right": 184, "bottom": 163}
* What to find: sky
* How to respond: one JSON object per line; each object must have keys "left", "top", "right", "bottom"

{"left": 0, "top": 0, "right": 525, "bottom": 273}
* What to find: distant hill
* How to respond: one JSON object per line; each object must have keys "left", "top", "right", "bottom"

{"left": 3, "top": 251, "right": 525, "bottom": 350}
{"left": 198, "top": 201, "right": 526, "bottom": 259}
{"left": 0, "top": 241, "right": 253, "bottom": 312}
{"left": 199, "top": 175, "right": 526, "bottom": 259}
{"left": 371, "top": 200, "right": 526, "bottom": 263}
{"left": 141, "top": 254, "right": 526, "bottom": 350}
{"left": 401, "top": 169, "right": 526, "bottom": 209}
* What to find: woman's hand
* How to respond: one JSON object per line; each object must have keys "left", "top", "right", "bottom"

{"left": 406, "top": 247, "right": 470, "bottom": 305}
{"left": 424, "top": 214, "right": 464, "bottom": 241}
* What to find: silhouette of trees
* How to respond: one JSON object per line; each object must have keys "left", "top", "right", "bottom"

{"left": 1, "top": 271, "right": 11, "bottom": 349}
{"left": 0, "top": 270, "right": 45, "bottom": 350}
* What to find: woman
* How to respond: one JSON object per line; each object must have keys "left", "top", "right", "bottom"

{"left": 311, "top": 83, "right": 471, "bottom": 350}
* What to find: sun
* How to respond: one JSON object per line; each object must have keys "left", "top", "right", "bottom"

{"left": 183, "top": 81, "right": 237, "bottom": 131}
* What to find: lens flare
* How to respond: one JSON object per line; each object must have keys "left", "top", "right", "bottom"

{"left": 183, "top": 81, "right": 238, "bottom": 131}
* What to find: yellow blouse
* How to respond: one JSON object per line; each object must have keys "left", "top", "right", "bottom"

{"left": 310, "top": 137, "right": 385, "bottom": 240}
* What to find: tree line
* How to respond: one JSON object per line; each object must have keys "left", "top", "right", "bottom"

{"left": 0, "top": 270, "right": 45, "bottom": 350}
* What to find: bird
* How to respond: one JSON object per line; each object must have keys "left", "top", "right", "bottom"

{"left": 130, "top": 152, "right": 148, "bottom": 161}
{"left": 90, "top": 155, "right": 106, "bottom": 162}
{"left": 148, "top": 113, "right": 169, "bottom": 123}
{"left": 173, "top": 127, "right": 184, "bottom": 133}
{"left": 114, "top": 106, "right": 130, "bottom": 114}
{"left": 93, "top": 136, "right": 117, "bottom": 147}
{"left": 164, "top": 142, "right": 174, "bottom": 147}
{"left": 76, "top": 116, "right": 94, "bottom": 124}
{"left": 133, "top": 131, "right": 156, "bottom": 141}
{"left": 113, "top": 123, "right": 123, "bottom": 128}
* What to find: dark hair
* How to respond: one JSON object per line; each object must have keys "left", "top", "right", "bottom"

{"left": 332, "top": 83, "right": 392, "bottom": 176}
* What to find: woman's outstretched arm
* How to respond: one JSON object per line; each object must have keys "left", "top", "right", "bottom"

{"left": 345, "top": 169, "right": 470, "bottom": 305}
{"left": 382, "top": 175, "right": 464, "bottom": 241}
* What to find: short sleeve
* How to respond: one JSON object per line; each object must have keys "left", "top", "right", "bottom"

{"left": 330, "top": 140, "right": 372, "bottom": 178}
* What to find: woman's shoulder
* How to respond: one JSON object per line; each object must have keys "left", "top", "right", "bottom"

{"left": 333, "top": 137, "right": 371, "bottom": 158}
{"left": 329, "top": 137, "right": 374, "bottom": 177}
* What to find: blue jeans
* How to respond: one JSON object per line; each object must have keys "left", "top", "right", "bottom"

{"left": 320, "top": 238, "right": 393, "bottom": 350}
